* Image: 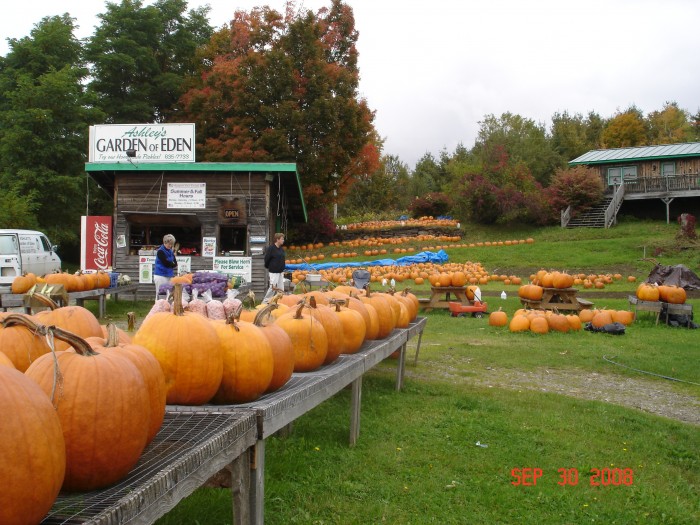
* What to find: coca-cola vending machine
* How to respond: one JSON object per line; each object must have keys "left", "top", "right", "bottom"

{"left": 80, "top": 216, "right": 113, "bottom": 271}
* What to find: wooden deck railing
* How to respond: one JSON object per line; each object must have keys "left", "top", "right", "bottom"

{"left": 623, "top": 173, "right": 700, "bottom": 194}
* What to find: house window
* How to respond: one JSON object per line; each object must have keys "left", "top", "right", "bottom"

{"left": 661, "top": 161, "right": 675, "bottom": 177}
{"left": 607, "top": 166, "right": 637, "bottom": 185}
{"left": 622, "top": 166, "right": 637, "bottom": 181}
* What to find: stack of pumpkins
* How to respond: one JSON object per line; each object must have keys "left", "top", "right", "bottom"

{"left": 636, "top": 282, "right": 687, "bottom": 304}
{"left": 0, "top": 302, "right": 165, "bottom": 524}
{"left": 132, "top": 284, "right": 419, "bottom": 406}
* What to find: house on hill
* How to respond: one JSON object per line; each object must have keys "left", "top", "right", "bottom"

{"left": 566, "top": 142, "right": 700, "bottom": 227}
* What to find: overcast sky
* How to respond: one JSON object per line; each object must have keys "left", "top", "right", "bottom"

{"left": 2, "top": 0, "right": 699, "bottom": 167}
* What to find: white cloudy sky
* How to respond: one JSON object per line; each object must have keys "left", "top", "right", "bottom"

{"left": 2, "top": 0, "right": 699, "bottom": 167}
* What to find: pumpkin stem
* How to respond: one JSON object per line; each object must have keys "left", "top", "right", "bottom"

{"left": 172, "top": 284, "right": 185, "bottom": 316}
{"left": 127, "top": 312, "right": 136, "bottom": 332}
{"left": 253, "top": 303, "right": 277, "bottom": 326}
{"left": 105, "top": 323, "right": 121, "bottom": 347}
{"left": 308, "top": 295, "right": 317, "bottom": 309}
{"left": 31, "top": 293, "right": 59, "bottom": 311}
{"left": 293, "top": 301, "right": 306, "bottom": 319}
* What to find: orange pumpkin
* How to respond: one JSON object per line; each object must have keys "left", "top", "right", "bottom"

{"left": 488, "top": 309, "right": 508, "bottom": 327}
{"left": 254, "top": 306, "right": 295, "bottom": 393}
{"left": 0, "top": 313, "right": 51, "bottom": 371}
{"left": 89, "top": 324, "right": 167, "bottom": 444}
{"left": 361, "top": 288, "right": 396, "bottom": 339}
{"left": 303, "top": 297, "right": 344, "bottom": 366}
{"left": 529, "top": 316, "right": 549, "bottom": 334}
{"left": 636, "top": 283, "right": 659, "bottom": 302}
{"left": 333, "top": 301, "right": 366, "bottom": 354}
{"left": 211, "top": 317, "right": 274, "bottom": 404}
{"left": 133, "top": 284, "right": 223, "bottom": 405}
{"left": 275, "top": 302, "right": 328, "bottom": 372}
{"left": 0, "top": 365, "right": 65, "bottom": 525}
{"left": 10, "top": 273, "right": 36, "bottom": 294}
{"left": 509, "top": 314, "right": 530, "bottom": 332}
{"left": 23, "top": 320, "right": 150, "bottom": 491}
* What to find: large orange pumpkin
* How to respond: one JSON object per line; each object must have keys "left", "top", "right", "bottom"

{"left": 254, "top": 306, "right": 295, "bottom": 393}
{"left": 275, "top": 302, "right": 328, "bottom": 372}
{"left": 133, "top": 284, "right": 223, "bottom": 405}
{"left": 658, "top": 285, "right": 686, "bottom": 304}
{"left": 89, "top": 324, "right": 167, "bottom": 444}
{"left": 306, "top": 297, "right": 344, "bottom": 365}
{"left": 23, "top": 320, "right": 150, "bottom": 491}
{"left": 0, "top": 312, "right": 51, "bottom": 371}
{"left": 10, "top": 273, "right": 36, "bottom": 294}
{"left": 332, "top": 300, "right": 366, "bottom": 354}
{"left": 32, "top": 298, "right": 103, "bottom": 352}
{"left": 211, "top": 317, "right": 274, "bottom": 404}
{"left": 0, "top": 365, "right": 65, "bottom": 525}
{"left": 636, "top": 283, "right": 659, "bottom": 302}
{"left": 361, "top": 288, "right": 396, "bottom": 339}
{"left": 488, "top": 309, "right": 508, "bottom": 327}
{"left": 529, "top": 316, "right": 549, "bottom": 334}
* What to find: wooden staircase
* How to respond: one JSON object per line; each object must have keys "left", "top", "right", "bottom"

{"left": 563, "top": 184, "right": 625, "bottom": 229}
{"left": 566, "top": 197, "right": 611, "bottom": 228}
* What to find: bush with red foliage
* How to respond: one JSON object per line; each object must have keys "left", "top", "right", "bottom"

{"left": 408, "top": 192, "right": 453, "bottom": 218}
{"left": 547, "top": 166, "right": 604, "bottom": 216}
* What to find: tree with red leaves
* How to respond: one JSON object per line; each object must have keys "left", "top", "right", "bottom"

{"left": 176, "top": 0, "right": 377, "bottom": 208}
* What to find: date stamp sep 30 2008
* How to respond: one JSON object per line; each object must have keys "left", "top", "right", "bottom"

{"left": 511, "top": 467, "right": 634, "bottom": 487}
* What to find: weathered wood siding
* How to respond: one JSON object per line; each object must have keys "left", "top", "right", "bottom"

{"left": 595, "top": 158, "right": 700, "bottom": 188}
{"left": 112, "top": 171, "right": 272, "bottom": 299}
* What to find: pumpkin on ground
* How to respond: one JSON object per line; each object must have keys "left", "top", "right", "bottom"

{"left": 488, "top": 309, "right": 508, "bottom": 327}
{"left": 17, "top": 318, "right": 150, "bottom": 492}
{"left": 529, "top": 316, "right": 549, "bottom": 334}
{"left": 0, "top": 365, "right": 65, "bottom": 525}
{"left": 509, "top": 314, "right": 530, "bottom": 332}
{"left": 134, "top": 284, "right": 223, "bottom": 405}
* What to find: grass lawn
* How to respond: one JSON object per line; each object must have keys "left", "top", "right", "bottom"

{"left": 93, "top": 219, "right": 699, "bottom": 524}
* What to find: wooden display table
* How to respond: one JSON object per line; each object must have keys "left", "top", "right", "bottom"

{"left": 628, "top": 295, "right": 694, "bottom": 326}
{"left": 520, "top": 287, "right": 593, "bottom": 311}
{"left": 421, "top": 286, "right": 471, "bottom": 312}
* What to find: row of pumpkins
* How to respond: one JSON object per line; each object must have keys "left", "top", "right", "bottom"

{"left": 0, "top": 284, "right": 419, "bottom": 524}
{"left": 636, "top": 283, "right": 687, "bottom": 304}
{"left": 10, "top": 270, "right": 114, "bottom": 294}
{"left": 488, "top": 307, "right": 635, "bottom": 334}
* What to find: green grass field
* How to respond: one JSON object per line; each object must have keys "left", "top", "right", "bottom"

{"left": 95, "top": 219, "right": 699, "bottom": 525}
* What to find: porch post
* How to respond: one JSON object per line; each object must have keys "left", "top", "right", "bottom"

{"left": 661, "top": 197, "right": 674, "bottom": 224}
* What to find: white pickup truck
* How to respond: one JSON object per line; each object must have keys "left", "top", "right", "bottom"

{"left": 0, "top": 229, "right": 62, "bottom": 289}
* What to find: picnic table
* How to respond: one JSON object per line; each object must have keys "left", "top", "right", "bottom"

{"left": 420, "top": 286, "right": 471, "bottom": 312}
{"left": 519, "top": 287, "right": 593, "bottom": 311}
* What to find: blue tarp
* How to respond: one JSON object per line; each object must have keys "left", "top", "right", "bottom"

{"left": 286, "top": 250, "right": 449, "bottom": 272}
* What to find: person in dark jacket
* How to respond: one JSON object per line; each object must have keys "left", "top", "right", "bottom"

{"left": 262, "top": 232, "right": 286, "bottom": 303}
{"left": 154, "top": 234, "right": 178, "bottom": 300}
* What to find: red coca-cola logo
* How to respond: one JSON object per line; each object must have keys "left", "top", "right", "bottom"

{"left": 92, "top": 221, "right": 110, "bottom": 270}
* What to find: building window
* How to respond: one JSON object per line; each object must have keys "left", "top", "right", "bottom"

{"left": 607, "top": 166, "right": 637, "bottom": 185}
{"left": 661, "top": 161, "right": 675, "bottom": 177}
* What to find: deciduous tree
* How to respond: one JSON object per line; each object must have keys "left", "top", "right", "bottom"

{"left": 176, "top": 0, "right": 376, "bottom": 206}
{"left": 601, "top": 106, "right": 647, "bottom": 148}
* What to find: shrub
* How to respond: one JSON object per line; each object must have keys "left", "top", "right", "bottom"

{"left": 408, "top": 192, "right": 453, "bottom": 218}
{"left": 547, "top": 166, "right": 604, "bottom": 214}
{"left": 289, "top": 207, "right": 337, "bottom": 244}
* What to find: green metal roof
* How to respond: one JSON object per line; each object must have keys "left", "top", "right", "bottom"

{"left": 85, "top": 161, "right": 307, "bottom": 222}
{"left": 569, "top": 142, "right": 700, "bottom": 165}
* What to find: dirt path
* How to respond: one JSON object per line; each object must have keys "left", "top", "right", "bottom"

{"left": 406, "top": 361, "right": 700, "bottom": 426}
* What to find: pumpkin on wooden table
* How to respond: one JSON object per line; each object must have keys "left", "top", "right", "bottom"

{"left": 210, "top": 315, "right": 274, "bottom": 404}
{"left": 275, "top": 301, "right": 328, "bottom": 372}
{"left": 14, "top": 317, "right": 150, "bottom": 491}
{"left": 253, "top": 305, "right": 295, "bottom": 393}
{"left": 305, "top": 296, "right": 344, "bottom": 365}
{"left": 0, "top": 364, "right": 65, "bottom": 525}
{"left": 10, "top": 272, "right": 36, "bottom": 294}
{"left": 133, "top": 284, "right": 223, "bottom": 405}
{"left": 0, "top": 312, "right": 51, "bottom": 371}
{"left": 32, "top": 295, "right": 103, "bottom": 351}
{"left": 360, "top": 287, "right": 396, "bottom": 339}
{"left": 331, "top": 300, "right": 366, "bottom": 354}
{"left": 87, "top": 324, "right": 166, "bottom": 444}
{"left": 636, "top": 283, "right": 659, "bottom": 302}
{"left": 658, "top": 285, "right": 686, "bottom": 304}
